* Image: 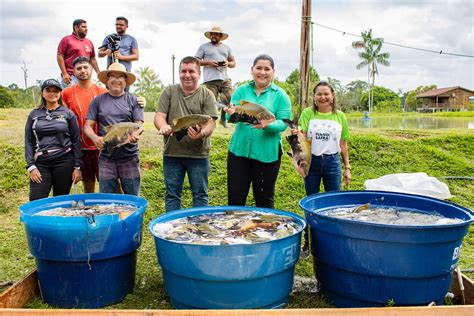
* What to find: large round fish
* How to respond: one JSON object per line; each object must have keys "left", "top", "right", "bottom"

{"left": 172, "top": 114, "right": 211, "bottom": 141}
{"left": 227, "top": 100, "right": 275, "bottom": 125}
{"left": 103, "top": 122, "right": 143, "bottom": 154}
{"left": 283, "top": 118, "right": 311, "bottom": 177}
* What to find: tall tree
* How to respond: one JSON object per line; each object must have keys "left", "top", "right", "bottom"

{"left": 352, "top": 29, "right": 390, "bottom": 113}
{"left": 134, "top": 67, "right": 164, "bottom": 112}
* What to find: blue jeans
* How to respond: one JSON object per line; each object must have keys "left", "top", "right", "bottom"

{"left": 304, "top": 154, "right": 341, "bottom": 196}
{"left": 59, "top": 75, "right": 78, "bottom": 89}
{"left": 163, "top": 156, "right": 210, "bottom": 212}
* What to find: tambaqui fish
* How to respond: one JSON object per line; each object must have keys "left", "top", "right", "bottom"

{"left": 352, "top": 203, "right": 370, "bottom": 213}
{"left": 103, "top": 122, "right": 143, "bottom": 154}
{"left": 283, "top": 118, "right": 311, "bottom": 177}
{"left": 225, "top": 101, "right": 275, "bottom": 125}
{"left": 172, "top": 114, "right": 211, "bottom": 141}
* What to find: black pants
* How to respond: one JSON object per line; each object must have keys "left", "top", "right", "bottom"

{"left": 29, "top": 152, "right": 74, "bottom": 201}
{"left": 227, "top": 151, "right": 282, "bottom": 208}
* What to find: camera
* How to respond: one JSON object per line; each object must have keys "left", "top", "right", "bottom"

{"left": 217, "top": 61, "right": 226, "bottom": 67}
{"left": 106, "top": 33, "right": 121, "bottom": 52}
{"left": 99, "top": 33, "right": 121, "bottom": 52}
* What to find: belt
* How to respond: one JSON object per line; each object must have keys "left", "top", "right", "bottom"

{"left": 34, "top": 148, "right": 71, "bottom": 161}
{"left": 314, "top": 153, "right": 338, "bottom": 157}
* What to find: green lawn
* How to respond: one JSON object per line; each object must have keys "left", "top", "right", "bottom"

{"left": 0, "top": 109, "right": 473, "bottom": 309}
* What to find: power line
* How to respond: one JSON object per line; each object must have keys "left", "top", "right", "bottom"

{"left": 312, "top": 22, "right": 474, "bottom": 58}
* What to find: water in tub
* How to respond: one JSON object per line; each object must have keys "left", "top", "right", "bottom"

{"left": 322, "top": 204, "right": 464, "bottom": 226}
{"left": 153, "top": 211, "right": 302, "bottom": 245}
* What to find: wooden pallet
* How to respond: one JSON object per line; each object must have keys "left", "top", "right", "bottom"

{"left": 1, "top": 270, "right": 473, "bottom": 315}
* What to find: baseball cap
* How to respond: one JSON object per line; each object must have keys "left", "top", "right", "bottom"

{"left": 41, "top": 79, "right": 63, "bottom": 91}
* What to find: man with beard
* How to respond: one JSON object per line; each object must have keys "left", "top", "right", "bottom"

{"left": 195, "top": 26, "right": 235, "bottom": 128}
{"left": 99, "top": 16, "right": 139, "bottom": 73}
{"left": 62, "top": 57, "right": 107, "bottom": 193}
{"left": 57, "top": 19, "right": 100, "bottom": 88}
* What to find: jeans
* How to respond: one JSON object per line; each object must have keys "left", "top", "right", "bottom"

{"left": 304, "top": 153, "right": 341, "bottom": 196}
{"left": 59, "top": 75, "right": 78, "bottom": 89}
{"left": 163, "top": 156, "right": 210, "bottom": 212}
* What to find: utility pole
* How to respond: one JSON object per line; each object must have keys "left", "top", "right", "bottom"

{"left": 21, "top": 60, "right": 28, "bottom": 89}
{"left": 21, "top": 60, "right": 36, "bottom": 106}
{"left": 299, "top": 0, "right": 312, "bottom": 114}
{"left": 171, "top": 54, "right": 176, "bottom": 85}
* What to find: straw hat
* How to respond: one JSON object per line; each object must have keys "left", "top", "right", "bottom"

{"left": 98, "top": 63, "right": 136, "bottom": 86}
{"left": 204, "top": 26, "right": 229, "bottom": 41}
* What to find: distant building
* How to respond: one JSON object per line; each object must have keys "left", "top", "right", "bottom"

{"left": 415, "top": 86, "right": 474, "bottom": 112}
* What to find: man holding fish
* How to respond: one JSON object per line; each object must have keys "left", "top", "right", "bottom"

{"left": 154, "top": 56, "right": 218, "bottom": 212}
{"left": 83, "top": 63, "right": 144, "bottom": 195}
{"left": 63, "top": 57, "right": 146, "bottom": 193}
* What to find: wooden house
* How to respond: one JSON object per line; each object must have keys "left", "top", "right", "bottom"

{"left": 415, "top": 86, "right": 474, "bottom": 112}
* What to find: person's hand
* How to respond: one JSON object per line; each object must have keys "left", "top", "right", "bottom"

{"left": 208, "top": 60, "right": 219, "bottom": 67}
{"left": 72, "top": 169, "right": 82, "bottom": 184}
{"left": 136, "top": 96, "right": 146, "bottom": 108}
{"left": 104, "top": 49, "right": 113, "bottom": 57}
{"left": 223, "top": 103, "right": 236, "bottom": 116}
{"left": 187, "top": 125, "right": 203, "bottom": 140}
{"left": 93, "top": 135, "right": 105, "bottom": 150}
{"left": 159, "top": 125, "right": 173, "bottom": 136}
{"left": 343, "top": 169, "right": 351, "bottom": 188}
{"left": 113, "top": 51, "right": 123, "bottom": 61}
{"left": 290, "top": 128, "right": 300, "bottom": 135}
{"left": 130, "top": 125, "right": 144, "bottom": 143}
{"left": 253, "top": 117, "right": 275, "bottom": 129}
{"left": 30, "top": 168, "right": 42, "bottom": 184}
{"left": 62, "top": 73, "right": 71, "bottom": 85}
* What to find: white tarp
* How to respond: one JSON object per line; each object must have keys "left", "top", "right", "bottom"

{"left": 364, "top": 172, "right": 452, "bottom": 200}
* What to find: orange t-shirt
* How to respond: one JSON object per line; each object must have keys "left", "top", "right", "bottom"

{"left": 62, "top": 84, "right": 108, "bottom": 150}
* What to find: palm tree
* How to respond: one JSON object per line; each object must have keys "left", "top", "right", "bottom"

{"left": 134, "top": 66, "right": 163, "bottom": 95}
{"left": 352, "top": 29, "right": 390, "bottom": 113}
{"left": 134, "top": 66, "right": 164, "bottom": 111}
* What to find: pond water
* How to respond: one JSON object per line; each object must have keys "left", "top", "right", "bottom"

{"left": 348, "top": 116, "right": 474, "bottom": 129}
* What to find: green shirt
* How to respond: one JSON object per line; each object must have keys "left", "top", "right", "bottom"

{"left": 157, "top": 84, "right": 218, "bottom": 158}
{"left": 229, "top": 81, "right": 291, "bottom": 163}
{"left": 299, "top": 108, "right": 349, "bottom": 156}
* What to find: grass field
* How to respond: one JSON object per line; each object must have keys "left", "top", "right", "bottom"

{"left": 0, "top": 109, "right": 473, "bottom": 309}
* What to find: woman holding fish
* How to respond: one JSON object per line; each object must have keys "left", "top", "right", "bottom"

{"left": 24, "top": 79, "right": 82, "bottom": 201}
{"left": 296, "top": 81, "right": 351, "bottom": 195}
{"left": 223, "top": 54, "right": 291, "bottom": 208}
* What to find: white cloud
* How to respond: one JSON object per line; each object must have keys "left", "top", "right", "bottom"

{"left": 0, "top": 0, "right": 472, "bottom": 92}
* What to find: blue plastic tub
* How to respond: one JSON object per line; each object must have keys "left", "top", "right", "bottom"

{"left": 20, "top": 193, "right": 148, "bottom": 308}
{"left": 300, "top": 190, "right": 473, "bottom": 307}
{"left": 148, "top": 206, "right": 306, "bottom": 309}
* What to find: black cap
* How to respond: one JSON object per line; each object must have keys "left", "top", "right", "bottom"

{"left": 41, "top": 79, "right": 62, "bottom": 91}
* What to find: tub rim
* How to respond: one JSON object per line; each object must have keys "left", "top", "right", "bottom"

{"left": 300, "top": 190, "right": 473, "bottom": 230}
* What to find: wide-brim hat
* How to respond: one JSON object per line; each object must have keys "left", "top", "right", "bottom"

{"left": 98, "top": 63, "right": 136, "bottom": 86}
{"left": 204, "top": 26, "right": 228, "bottom": 41}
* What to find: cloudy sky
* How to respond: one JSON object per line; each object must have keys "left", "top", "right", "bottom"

{"left": 1, "top": 0, "right": 473, "bottom": 93}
